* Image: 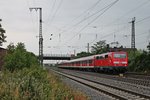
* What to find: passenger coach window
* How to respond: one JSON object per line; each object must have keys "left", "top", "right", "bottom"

{"left": 89, "top": 60, "right": 92, "bottom": 64}
{"left": 96, "top": 56, "right": 99, "bottom": 59}
{"left": 99, "top": 56, "right": 103, "bottom": 59}
{"left": 85, "top": 61, "right": 87, "bottom": 64}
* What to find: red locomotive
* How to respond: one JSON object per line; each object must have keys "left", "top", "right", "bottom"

{"left": 59, "top": 52, "right": 128, "bottom": 73}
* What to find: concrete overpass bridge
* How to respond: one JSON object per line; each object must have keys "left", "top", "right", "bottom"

{"left": 43, "top": 54, "right": 74, "bottom": 60}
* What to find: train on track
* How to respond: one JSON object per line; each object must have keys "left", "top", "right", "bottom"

{"left": 58, "top": 51, "right": 128, "bottom": 73}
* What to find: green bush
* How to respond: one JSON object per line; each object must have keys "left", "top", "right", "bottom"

{"left": 1, "top": 42, "right": 88, "bottom": 99}
{"left": 128, "top": 50, "right": 150, "bottom": 73}
{"left": 0, "top": 67, "right": 51, "bottom": 99}
{"left": 0, "top": 67, "right": 87, "bottom": 100}
{"left": 4, "top": 43, "right": 39, "bottom": 72}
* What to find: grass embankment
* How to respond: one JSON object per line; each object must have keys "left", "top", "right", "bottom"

{"left": 0, "top": 67, "right": 88, "bottom": 100}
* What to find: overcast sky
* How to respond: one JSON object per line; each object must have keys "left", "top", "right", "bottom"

{"left": 1, "top": 0, "right": 150, "bottom": 57}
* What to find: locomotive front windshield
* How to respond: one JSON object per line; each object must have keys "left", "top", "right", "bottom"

{"left": 114, "top": 53, "right": 126, "bottom": 58}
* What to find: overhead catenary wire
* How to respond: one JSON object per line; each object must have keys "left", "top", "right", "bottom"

{"left": 88, "top": 0, "right": 150, "bottom": 46}
{"left": 42, "top": 0, "right": 149, "bottom": 54}
{"left": 43, "top": 0, "right": 57, "bottom": 34}
{"left": 91, "top": 14, "right": 150, "bottom": 45}
{"left": 71, "top": 1, "right": 149, "bottom": 53}
{"left": 72, "top": 2, "right": 114, "bottom": 28}
{"left": 45, "top": 0, "right": 57, "bottom": 23}
{"left": 55, "top": 0, "right": 103, "bottom": 46}
{"left": 116, "top": 30, "right": 149, "bottom": 43}
{"left": 60, "top": 0, "right": 119, "bottom": 47}
{"left": 58, "top": 0, "right": 127, "bottom": 53}
{"left": 44, "top": 0, "right": 63, "bottom": 44}
{"left": 25, "top": 0, "right": 38, "bottom": 34}
{"left": 58, "top": 13, "right": 150, "bottom": 53}
{"left": 103, "top": 0, "right": 150, "bottom": 27}
{"left": 48, "top": 0, "right": 63, "bottom": 26}
{"left": 66, "top": 0, "right": 102, "bottom": 24}
{"left": 108, "top": 22, "right": 150, "bottom": 48}
{"left": 136, "top": 15, "right": 150, "bottom": 23}
{"left": 136, "top": 41, "right": 149, "bottom": 45}
{"left": 42, "top": 0, "right": 63, "bottom": 51}
{"left": 56, "top": 0, "right": 103, "bottom": 36}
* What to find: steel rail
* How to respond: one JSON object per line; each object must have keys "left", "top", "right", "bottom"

{"left": 50, "top": 69, "right": 150, "bottom": 100}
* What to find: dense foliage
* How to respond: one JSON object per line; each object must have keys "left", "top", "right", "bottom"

{"left": 91, "top": 40, "right": 109, "bottom": 54}
{"left": 2, "top": 42, "right": 87, "bottom": 99}
{"left": 0, "top": 19, "right": 6, "bottom": 46}
{"left": 0, "top": 67, "right": 87, "bottom": 99}
{"left": 128, "top": 43, "right": 150, "bottom": 73}
{"left": 0, "top": 67, "right": 51, "bottom": 99}
{"left": 75, "top": 51, "right": 92, "bottom": 58}
{"left": 4, "top": 43, "right": 39, "bottom": 72}
{"left": 75, "top": 40, "right": 109, "bottom": 58}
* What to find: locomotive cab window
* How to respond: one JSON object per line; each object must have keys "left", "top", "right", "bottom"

{"left": 105, "top": 55, "right": 108, "bottom": 58}
{"left": 114, "top": 53, "right": 126, "bottom": 58}
{"left": 96, "top": 56, "right": 104, "bottom": 59}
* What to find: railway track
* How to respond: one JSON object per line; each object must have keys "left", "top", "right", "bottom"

{"left": 61, "top": 69, "right": 150, "bottom": 87}
{"left": 124, "top": 72, "right": 150, "bottom": 81}
{"left": 100, "top": 72, "right": 150, "bottom": 87}
{"left": 50, "top": 68, "right": 150, "bottom": 100}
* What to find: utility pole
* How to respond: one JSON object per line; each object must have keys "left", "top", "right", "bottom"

{"left": 129, "top": 17, "right": 136, "bottom": 67}
{"left": 74, "top": 49, "right": 76, "bottom": 56}
{"left": 130, "top": 17, "right": 136, "bottom": 49}
{"left": 29, "top": 8, "right": 43, "bottom": 66}
{"left": 87, "top": 43, "right": 90, "bottom": 53}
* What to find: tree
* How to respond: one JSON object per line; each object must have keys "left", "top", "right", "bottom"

{"left": 16, "top": 42, "right": 26, "bottom": 51}
{"left": 76, "top": 51, "right": 92, "bottom": 58}
{"left": 7, "top": 43, "right": 15, "bottom": 53}
{"left": 147, "top": 42, "right": 150, "bottom": 53}
{"left": 128, "top": 49, "right": 150, "bottom": 73}
{"left": 0, "top": 19, "right": 6, "bottom": 46}
{"left": 4, "top": 42, "right": 39, "bottom": 72}
{"left": 91, "top": 40, "right": 109, "bottom": 54}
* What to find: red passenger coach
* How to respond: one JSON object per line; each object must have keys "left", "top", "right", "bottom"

{"left": 59, "top": 52, "right": 128, "bottom": 73}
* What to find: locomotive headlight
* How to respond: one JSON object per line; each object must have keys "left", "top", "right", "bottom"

{"left": 114, "top": 61, "right": 119, "bottom": 64}
{"left": 121, "top": 62, "right": 127, "bottom": 64}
